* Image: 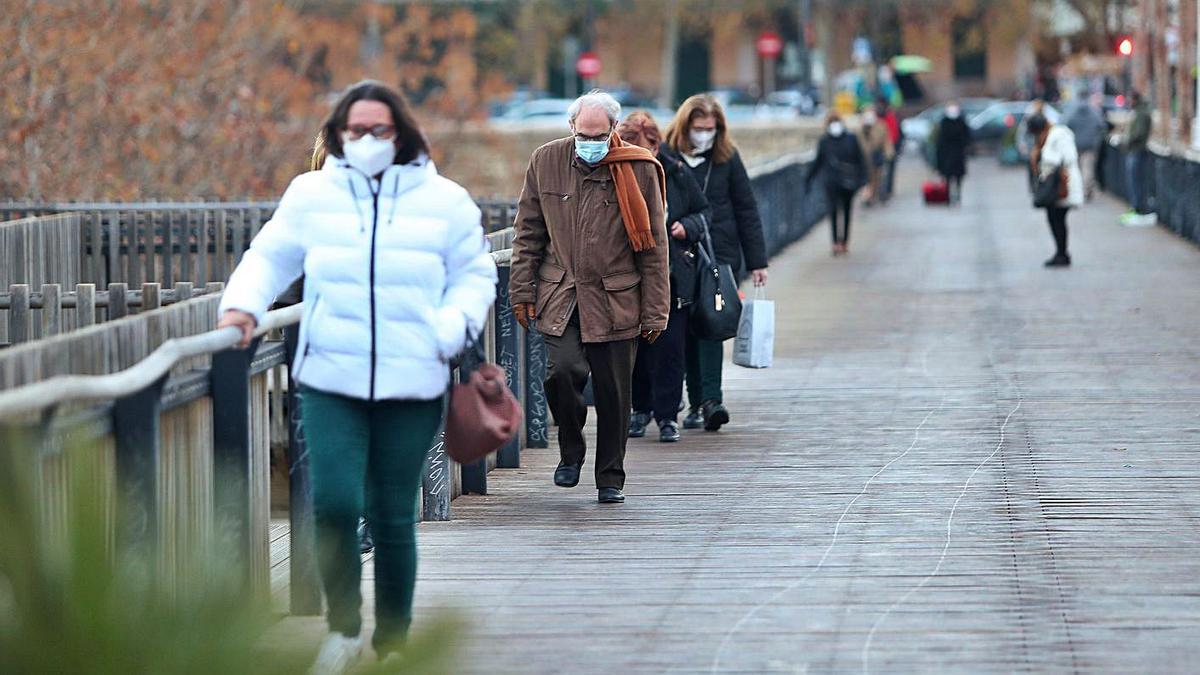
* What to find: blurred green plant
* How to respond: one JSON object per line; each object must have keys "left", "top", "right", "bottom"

{"left": 0, "top": 426, "right": 462, "bottom": 674}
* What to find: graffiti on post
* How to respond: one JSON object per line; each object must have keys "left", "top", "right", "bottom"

{"left": 422, "top": 429, "right": 451, "bottom": 521}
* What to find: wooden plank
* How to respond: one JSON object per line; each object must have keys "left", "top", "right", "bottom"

{"left": 272, "top": 162, "right": 1200, "bottom": 673}
{"left": 9, "top": 284, "right": 29, "bottom": 345}
{"left": 40, "top": 284, "right": 61, "bottom": 338}
{"left": 163, "top": 210, "right": 175, "bottom": 286}
{"left": 76, "top": 283, "right": 95, "bottom": 329}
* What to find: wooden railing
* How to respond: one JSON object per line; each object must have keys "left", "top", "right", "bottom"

{"left": 0, "top": 201, "right": 519, "bottom": 344}
{"left": 0, "top": 234, "right": 547, "bottom": 616}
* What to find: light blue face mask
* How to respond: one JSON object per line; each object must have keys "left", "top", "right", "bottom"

{"left": 575, "top": 137, "right": 610, "bottom": 164}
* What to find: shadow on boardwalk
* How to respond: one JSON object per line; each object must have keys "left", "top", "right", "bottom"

{"left": 273, "top": 160, "right": 1200, "bottom": 674}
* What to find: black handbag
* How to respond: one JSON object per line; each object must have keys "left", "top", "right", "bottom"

{"left": 1033, "top": 166, "right": 1062, "bottom": 208}
{"left": 689, "top": 220, "right": 742, "bottom": 342}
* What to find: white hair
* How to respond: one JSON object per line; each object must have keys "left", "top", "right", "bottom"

{"left": 568, "top": 90, "right": 621, "bottom": 125}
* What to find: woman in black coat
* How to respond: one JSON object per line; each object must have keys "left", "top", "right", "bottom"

{"left": 935, "top": 100, "right": 971, "bottom": 204}
{"left": 619, "top": 112, "right": 711, "bottom": 442}
{"left": 665, "top": 94, "right": 769, "bottom": 433}
{"left": 804, "top": 112, "right": 868, "bottom": 256}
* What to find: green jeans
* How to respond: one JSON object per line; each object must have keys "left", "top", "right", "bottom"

{"left": 685, "top": 332, "right": 724, "bottom": 409}
{"left": 301, "top": 385, "right": 443, "bottom": 652}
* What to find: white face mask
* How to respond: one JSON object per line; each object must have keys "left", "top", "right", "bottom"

{"left": 690, "top": 129, "right": 717, "bottom": 153}
{"left": 828, "top": 122, "right": 846, "bottom": 137}
{"left": 946, "top": 106, "right": 961, "bottom": 119}
{"left": 341, "top": 134, "right": 396, "bottom": 177}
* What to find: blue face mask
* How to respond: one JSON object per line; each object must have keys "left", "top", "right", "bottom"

{"left": 575, "top": 137, "right": 610, "bottom": 164}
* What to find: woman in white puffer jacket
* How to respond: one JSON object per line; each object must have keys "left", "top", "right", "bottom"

{"left": 218, "top": 81, "right": 496, "bottom": 674}
{"left": 1028, "top": 113, "right": 1085, "bottom": 267}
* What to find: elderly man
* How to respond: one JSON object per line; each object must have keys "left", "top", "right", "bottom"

{"left": 510, "top": 90, "right": 669, "bottom": 504}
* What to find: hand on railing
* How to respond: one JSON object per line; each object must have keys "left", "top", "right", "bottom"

{"left": 218, "top": 310, "right": 258, "bottom": 349}
{"left": 512, "top": 303, "right": 536, "bottom": 330}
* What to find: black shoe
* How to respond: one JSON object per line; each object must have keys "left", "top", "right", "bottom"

{"left": 702, "top": 400, "right": 729, "bottom": 432}
{"left": 554, "top": 462, "right": 582, "bottom": 488}
{"left": 659, "top": 420, "right": 681, "bottom": 443}
{"left": 1044, "top": 254, "right": 1071, "bottom": 267}
{"left": 683, "top": 408, "right": 704, "bottom": 430}
{"left": 628, "top": 411, "right": 651, "bottom": 438}
{"left": 598, "top": 487, "right": 625, "bottom": 503}
{"left": 357, "top": 518, "right": 374, "bottom": 554}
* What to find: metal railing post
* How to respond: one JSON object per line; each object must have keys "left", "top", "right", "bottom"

{"left": 112, "top": 374, "right": 168, "bottom": 578}
{"left": 210, "top": 338, "right": 261, "bottom": 593}
{"left": 457, "top": 339, "right": 489, "bottom": 494}
{"left": 523, "top": 325, "right": 549, "bottom": 449}
{"left": 494, "top": 265, "right": 522, "bottom": 468}
{"left": 282, "top": 326, "right": 322, "bottom": 615}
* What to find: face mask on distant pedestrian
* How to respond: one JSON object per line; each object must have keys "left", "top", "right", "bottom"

{"left": 574, "top": 137, "right": 610, "bottom": 164}
{"left": 946, "top": 106, "right": 961, "bottom": 119}
{"left": 341, "top": 134, "right": 396, "bottom": 177}
{"left": 828, "top": 122, "right": 845, "bottom": 137}
{"left": 690, "top": 129, "right": 717, "bottom": 153}
{"left": 863, "top": 112, "right": 877, "bottom": 126}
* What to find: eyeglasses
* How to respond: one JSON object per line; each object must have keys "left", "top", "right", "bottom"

{"left": 573, "top": 129, "right": 613, "bottom": 143}
{"left": 343, "top": 124, "right": 396, "bottom": 140}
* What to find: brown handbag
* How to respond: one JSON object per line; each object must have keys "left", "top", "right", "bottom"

{"left": 444, "top": 333, "right": 523, "bottom": 465}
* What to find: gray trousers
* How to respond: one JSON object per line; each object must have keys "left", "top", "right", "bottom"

{"left": 543, "top": 315, "right": 637, "bottom": 490}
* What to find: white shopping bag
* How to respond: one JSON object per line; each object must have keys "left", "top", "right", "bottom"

{"left": 732, "top": 288, "right": 774, "bottom": 369}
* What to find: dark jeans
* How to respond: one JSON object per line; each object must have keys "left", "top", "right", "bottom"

{"left": 884, "top": 155, "right": 899, "bottom": 200}
{"left": 632, "top": 305, "right": 688, "bottom": 423}
{"left": 1047, "top": 207, "right": 1069, "bottom": 257}
{"left": 301, "top": 386, "right": 443, "bottom": 652}
{"left": 1125, "top": 151, "right": 1146, "bottom": 213}
{"left": 685, "top": 329, "right": 724, "bottom": 409}
{"left": 826, "top": 187, "right": 856, "bottom": 244}
{"left": 544, "top": 314, "right": 637, "bottom": 489}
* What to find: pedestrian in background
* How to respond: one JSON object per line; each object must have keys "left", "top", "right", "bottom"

{"left": 218, "top": 80, "right": 498, "bottom": 673}
{"left": 510, "top": 91, "right": 669, "bottom": 504}
{"left": 1066, "top": 93, "right": 1105, "bottom": 200}
{"left": 664, "top": 93, "right": 769, "bottom": 433}
{"left": 1028, "top": 113, "right": 1084, "bottom": 267}
{"left": 618, "top": 112, "right": 711, "bottom": 444}
{"left": 1121, "top": 91, "right": 1153, "bottom": 222}
{"left": 876, "top": 96, "right": 902, "bottom": 202}
{"left": 805, "top": 111, "right": 867, "bottom": 256}
{"left": 860, "top": 108, "right": 894, "bottom": 207}
{"left": 935, "top": 100, "right": 970, "bottom": 204}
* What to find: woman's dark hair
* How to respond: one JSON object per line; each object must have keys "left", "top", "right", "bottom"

{"left": 320, "top": 80, "right": 429, "bottom": 165}
{"left": 1026, "top": 113, "right": 1049, "bottom": 136}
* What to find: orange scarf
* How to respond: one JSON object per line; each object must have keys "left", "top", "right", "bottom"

{"left": 599, "top": 135, "right": 666, "bottom": 252}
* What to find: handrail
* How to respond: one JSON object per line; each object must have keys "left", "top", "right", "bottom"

{"left": 0, "top": 304, "right": 303, "bottom": 418}
{"left": 0, "top": 249, "right": 514, "bottom": 419}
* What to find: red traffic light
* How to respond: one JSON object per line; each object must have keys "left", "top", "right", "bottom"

{"left": 1117, "top": 37, "right": 1134, "bottom": 57}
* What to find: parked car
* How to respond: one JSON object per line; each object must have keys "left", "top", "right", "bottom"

{"left": 969, "top": 101, "right": 1060, "bottom": 155}
{"left": 765, "top": 88, "right": 821, "bottom": 116}
{"left": 494, "top": 97, "right": 574, "bottom": 123}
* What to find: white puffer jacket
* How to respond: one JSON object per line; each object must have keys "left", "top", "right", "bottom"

{"left": 1037, "top": 125, "right": 1086, "bottom": 208}
{"left": 219, "top": 156, "right": 498, "bottom": 401}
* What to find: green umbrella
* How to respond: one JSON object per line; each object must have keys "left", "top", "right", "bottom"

{"left": 891, "top": 55, "right": 934, "bottom": 74}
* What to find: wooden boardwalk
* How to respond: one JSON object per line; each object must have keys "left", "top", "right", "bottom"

{"left": 272, "top": 161, "right": 1200, "bottom": 673}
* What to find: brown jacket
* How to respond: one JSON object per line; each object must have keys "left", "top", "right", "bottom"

{"left": 510, "top": 137, "right": 669, "bottom": 343}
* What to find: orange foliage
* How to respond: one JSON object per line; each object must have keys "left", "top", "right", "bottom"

{"left": 0, "top": 0, "right": 499, "bottom": 201}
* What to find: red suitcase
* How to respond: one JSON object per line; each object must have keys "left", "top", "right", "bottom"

{"left": 923, "top": 180, "right": 950, "bottom": 205}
